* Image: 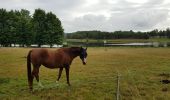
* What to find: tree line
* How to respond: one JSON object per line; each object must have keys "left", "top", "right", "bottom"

{"left": 67, "top": 28, "right": 170, "bottom": 39}
{"left": 0, "top": 8, "right": 64, "bottom": 47}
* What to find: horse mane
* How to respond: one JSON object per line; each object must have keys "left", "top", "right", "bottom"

{"left": 65, "top": 47, "right": 82, "bottom": 57}
{"left": 72, "top": 47, "right": 81, "bottom": 49}
{"left": 69, "top": 47, "right": 81, "bottom": 53}
{"left": 70, "top": 47, "right": 81, "bottom": 49}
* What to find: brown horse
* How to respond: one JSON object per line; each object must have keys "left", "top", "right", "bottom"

{"left": 27, "top": 47, "right": 87, "bottom": 91}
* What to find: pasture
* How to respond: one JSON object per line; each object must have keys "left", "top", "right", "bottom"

{"left": 0, "top": 47, "right": 170, "bottom": 100}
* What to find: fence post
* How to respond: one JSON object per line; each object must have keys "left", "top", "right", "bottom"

{"left": 116, "top": 73, "right": 120, "bottom": 100}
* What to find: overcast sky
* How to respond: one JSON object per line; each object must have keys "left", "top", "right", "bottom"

{"left": 0, "top": 0, "right": 170, "bottom": 32}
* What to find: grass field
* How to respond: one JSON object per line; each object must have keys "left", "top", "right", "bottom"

{"left": 0, "top": 47, "right": 170, "bottom": 100}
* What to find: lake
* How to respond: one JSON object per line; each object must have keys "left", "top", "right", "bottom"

{"left": 105, "top": 42, "right": 170, "bottom": 47}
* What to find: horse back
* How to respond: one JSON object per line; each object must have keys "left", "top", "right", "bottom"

{"left": 30, "top": 48, "right": 73, "bottom": 68}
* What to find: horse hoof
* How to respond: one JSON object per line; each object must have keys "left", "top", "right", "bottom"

{"left": 40, "top": 85, "right": 44, "bottom": 88}
{"left": 56, "top": 81, "right": 59, "bottom": 84}
{"left": 38, "top": 82, "right": 44, "bottom": 88}
{"left": 29, "top": 89, "right": 32, "bottom": 92}
{"left": 56, "top": 81, "right": 60, "bottom": 87}
{"left": 68, "top": 84, "right": 71, "bottom": 86}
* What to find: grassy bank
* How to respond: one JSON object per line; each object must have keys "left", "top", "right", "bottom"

{"left": 0, "top": 47, "right": 170, "bottom": 100}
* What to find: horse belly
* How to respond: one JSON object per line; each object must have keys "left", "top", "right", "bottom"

{"left": 42, "top": 52, "right": 68, "bottom": 68}
{"left": 42, "top": 58, "right": 62, "bottom": 69}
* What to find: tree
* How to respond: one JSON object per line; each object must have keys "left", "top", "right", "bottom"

{"left": 166, "top": 28, "right": 170, "bottom": 38}
{"left": 148, "top": 29, "right": 159, "bottom": 37}
{"left": 0, "top": 8, "right": 64, "bottom": 47}
{"left": 45, "top": 12, "right": 64, "bottom": 47}
{"left": 32, "top": 8, "right": 46, "bottom": 47}
{"left": 16, "top": 9, "right": 33, "bottom": 46}
{"left": 0, "top": 8, "right": 9, "bottom": 46}
{"left": 7, "top": 10, "right": 18, "bottom": 46}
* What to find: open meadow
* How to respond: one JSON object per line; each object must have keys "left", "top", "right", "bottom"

{"left": 0, "top": 47, "right": 170, "bottom": 100}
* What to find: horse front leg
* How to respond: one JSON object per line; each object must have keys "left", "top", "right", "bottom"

{"left": 56, "top": 67, "right": 63, "bottom": 83}
{"left": 65, "top": 66, "right": 71, "bottom": 86}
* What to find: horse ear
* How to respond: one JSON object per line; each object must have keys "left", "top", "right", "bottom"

{"left": 85, "top": 47, "right": 87, "bottom": 51}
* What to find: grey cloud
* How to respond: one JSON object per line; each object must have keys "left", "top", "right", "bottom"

{"left": 145, "top": 0, "right": 165, "bottom": 5}
{"left": 64, "top": 14, "right": 110, "bottom": 32}
{"left": 110, "top": 9, "right": 169, "bottom": 31}
{"left": 0, "top": 0, "right": 170, "bottom": 32}
{"left": 65, "top": 8, "right": 169, "bottom": 32}
{"left": 0, "top": 0, "right": 84, "bottom": 10}
{"left": 0, "top": 0, "right": 85, "bottom": 22}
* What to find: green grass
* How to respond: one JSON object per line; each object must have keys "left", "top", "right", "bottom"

{"left": 0, "top": 47, "right": 170, "bottom": 100}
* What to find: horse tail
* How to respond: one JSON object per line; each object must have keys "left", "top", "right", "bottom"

{"left": 27, "top": 50, "right": 32, "bottom": 90}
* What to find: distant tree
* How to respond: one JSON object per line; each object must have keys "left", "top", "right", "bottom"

{"left": 148, "top": 29, "right": 159, "bottom": 37}
{"left": 158, "top": 30, "right": 167, "bottom": 38}
{"left": 166, "top": 28, "right": 170, "bottom": 38}
{"left": 67, "top": 30, "right": 150, "bottom": 39}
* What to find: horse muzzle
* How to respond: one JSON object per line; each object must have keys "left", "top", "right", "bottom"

{"left": 82, "top": 58, "right": 87, "bottom": 65}
{"left": 83, "top": 61, "right": 86, "bottom": 65}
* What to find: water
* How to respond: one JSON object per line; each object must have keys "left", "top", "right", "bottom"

{"left": 105, "top": 42, "right": 170, "bottom": 47}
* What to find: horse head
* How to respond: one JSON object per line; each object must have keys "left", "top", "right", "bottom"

{"left": 79, "top": 47, "right": 88, "bottom": 65}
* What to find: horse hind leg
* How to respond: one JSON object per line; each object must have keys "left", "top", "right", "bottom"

{"left": 32, "top": 66, "right": 43, "bottom": 88}
{"left": 56, "top": 67, "right": 63, "bottom": 84}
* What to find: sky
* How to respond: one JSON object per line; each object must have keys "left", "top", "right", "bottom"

{"left": 0, "top": 0, "right": 170, "bottom": 32}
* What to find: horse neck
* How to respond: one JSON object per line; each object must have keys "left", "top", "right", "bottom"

{"left": 68, "top": 47, "right": 81, "bottom": 59}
